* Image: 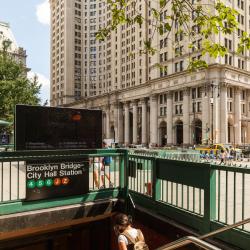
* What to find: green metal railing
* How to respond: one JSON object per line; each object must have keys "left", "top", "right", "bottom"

{"left": 128, "top": 152, "right": 250, "bottom": 250}
{"left": 0, "top": 149, "right": 126, "bottom": 215}
{"left": 0, "top": 149, "right": 249, "bottom": 249}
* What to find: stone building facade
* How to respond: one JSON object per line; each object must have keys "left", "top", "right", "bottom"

{"left": 50, "top": 0, "right": 250, "bottom": 146}
{"left": 66, "top": 65, "right": 250, "bottom": 146}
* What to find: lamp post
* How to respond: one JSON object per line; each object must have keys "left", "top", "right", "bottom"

{"left": 210, "top": 83, "right": 214, "bottom": 145}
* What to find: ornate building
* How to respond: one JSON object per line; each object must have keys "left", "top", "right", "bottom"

{"left": 0, "top": 21, "right": 27, "bottom": 68}
{"left": 50, "top": 0, "right": 250, "bottom": 146}
{"left": 66, "top": 65, "right": 250, "bottom": 146}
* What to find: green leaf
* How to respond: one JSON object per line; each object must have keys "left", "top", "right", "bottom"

{"left": 160, "top": 0, "right": 167, "bottom": 8}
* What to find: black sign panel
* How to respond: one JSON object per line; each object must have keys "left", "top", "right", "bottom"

{"left": 15, "top": 105, "right": 102, "bottom": 150}
{"left": 26, "top": 159, "right": 89, "bottom": 201}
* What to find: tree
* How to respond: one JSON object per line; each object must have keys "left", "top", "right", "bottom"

{"left": 96, "top": 0, "right": 250, "bottom": 70}
{"left": 0, "top": 40, "right": 41, "bottom": 124}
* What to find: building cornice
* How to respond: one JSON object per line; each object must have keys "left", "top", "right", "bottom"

{"left": 64, "top": 64, "right": 250, "bottom": 108}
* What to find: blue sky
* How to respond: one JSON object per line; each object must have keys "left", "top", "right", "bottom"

{"left": 0, "top": 0, "right": 50, "bottom": 104}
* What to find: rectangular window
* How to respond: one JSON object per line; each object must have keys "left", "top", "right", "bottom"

{"left": 192, "top": 102, "right": 196, "bottom": 112}
{"left": 179, "top": 105, "right": 183, "bottom": 114}
{"left": 180, "top": 61, "right": 184, "bottom": 71}
{"left": 179, "top": 91, "right": 183, "bottom": 101}
{"left": 160, "top": 95, "right": 163, "bottom": 104}
{"left": 242, "top": 104, "right": 246, "bottom": 114}
{"left": 197, "top": 87, "right": 202, "bottom": 98}
{"left": 175, "top": 92, "right": 178, "bottom": 102}
{"left": 164, "top": 107, "right": 167, "bottom": 115}
{"left": 175, "top": 105, "right": 178, "bottom": 114}
{"left": 192, "top": 88, "right": 196, "bottom": 99}
{"left": 164, "top": 94, "right": 167, "bottom": 103}
{"left": 241, "top": 90, "right": 246, "bottom": 100}
{"left": 160, "top": 107, "right": 163, "bottom": 116}
{"left": 175, "top": 62, "right": 178, "bottom": 72}
{"left": 197, "top": 102, "right": 201, "bottom": 112}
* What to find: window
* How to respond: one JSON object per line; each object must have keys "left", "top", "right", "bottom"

{"left": 175, "top": 62, "right": 178, "bottom": 72}
{"left": 179, "top": 91, "right": 183, "bottom": 101}
{"left": 225, "top": 54, "right": 232, "bottom": 65}
{"left": 228, "top": 101, "right": 233, "bottom": 112}
{"left": 164, "top": 107, "right": 167, "bottom": 115}
{"left": 197, "top": 102, "right": 201, "bottom": 112}
{"left": 228, "top": 87, "right": 233, "bottom": 98}
{"left": 160, "top": 95, "right": 163, "bottom": 104}
{"left": 192, "top": 88, "right": 196, "bottom": 99}
{"left": 197, "top": 87, "right": 202, "bottom": 98}
{"left": 163, "top": 94, "right": 167, "bottom": 103}
{"left": 160, "top": 107, "right": 164, "bottom": 116}
{"left": 179, "top": 105, "right": 183, "bottom": 114}
{"left": 242, "top": 104, "right": 246, "bottom": 114}
{"left": 175, "top": 105, "right": 178, "bottom": 114}
{"left": 192, "top": 102, "right": 196, "bottom": 112}
{"left": 241, "top": 90, "right": 246, "bottom": 100}
{"left": 180, "top": 61, "right": 184, "bottom": 71}
{"left": 174, "top": 92, "right": 178, "bottom": 102}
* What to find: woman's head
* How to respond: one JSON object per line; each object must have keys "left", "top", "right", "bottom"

{"left": 114, "top": 213, "right": 132, "bottom": 235}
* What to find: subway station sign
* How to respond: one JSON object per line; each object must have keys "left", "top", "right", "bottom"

{"left": 26, "top": 159, "right": 89, "bottom": 201}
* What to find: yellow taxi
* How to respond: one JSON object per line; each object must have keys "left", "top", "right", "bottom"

{"left": 196, "top": 143, "right": 241, "bottom": 156}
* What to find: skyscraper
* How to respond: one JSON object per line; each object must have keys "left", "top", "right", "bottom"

{"left": 50, "top": 0, "right": 250, "bottom": 146}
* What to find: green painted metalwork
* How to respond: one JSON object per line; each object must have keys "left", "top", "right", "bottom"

{"left": 128, "top": 152, "right": 250, "bottom": 250}
{"left": 0, "top": 189, "right": 120, "bottom": 215}
{"left": 1, "top": 149, "right": 250, "bottom": 250}
{"left": 156, "top": 159, "right": 210, "bottom": 189}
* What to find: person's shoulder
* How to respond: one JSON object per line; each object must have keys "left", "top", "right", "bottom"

{"left": 118, "top": 234, "right": 127, "bottom": 242}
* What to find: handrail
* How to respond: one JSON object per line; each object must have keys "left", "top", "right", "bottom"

{"left": 199, "top": 218, "right": 250, "bottom": 240}
{"left": 156, "top": 236, "right": 221, "bottom": 250}
{"left": 157, "top": 218, "right": 250, "bottom": 250}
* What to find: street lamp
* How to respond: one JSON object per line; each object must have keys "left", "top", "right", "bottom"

{"left": 210, "top": 94, "right": 214, "bottom": 144}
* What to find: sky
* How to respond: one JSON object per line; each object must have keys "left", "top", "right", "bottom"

{"left": 0, "top": 0, "right": 50, "bottom": 104}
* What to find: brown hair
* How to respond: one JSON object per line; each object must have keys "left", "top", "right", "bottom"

{"left": 114, "top": 213, "right": 132, "bottom": 235}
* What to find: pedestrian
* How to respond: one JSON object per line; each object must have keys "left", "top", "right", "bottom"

{"left": 101, "top": 141, "right": 114, "bottom": 188}
{"left": 114, "top": 213, "right": 149, "bottom": 250}
{"left": 91, "top": 157, "right": 103, "bottom": 189}
{"left": 219, "top": 149, "right": 226, "bottom": 164}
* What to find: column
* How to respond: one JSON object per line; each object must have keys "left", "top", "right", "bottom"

{"left": 235, "top": 87, "right": 241, "bottom": 145}
{"left": 124, "top": 102, "right": 130, "bottom": 146}
{"left": 247, "top": 90, "right": 250, "bottom": 143}
{"left": 113, "top": 102, "right": 119, "bottom": 142}
{"left": 220, "top": 85, "right": 228, "bottom": 143}
{"left": 141, "top": 98, "right": 147, "bottom": 145}
{"left": 150, "top": 94, "right": 158, "bottom": 146}
{"left": 105, "top": 106, "right": 110, "bottom": 139}
{"left": 202, "top": 88, "right": 210, "bottom": 143}
{"left": 167, "top": 91, "right": 173, "bottom": 145}
{"left": 213, "top": 83, "right": 220, "bottom": 143}
{"left": 183, "top": 88, "right": 190, "bottom": 145}
{"left": 118, "top": 103, "right": 124, "bottom": 144}
{"left": 132, "top": 100, "right": 138, "bottom": 144}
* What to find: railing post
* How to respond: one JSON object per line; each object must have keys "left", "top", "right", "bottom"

{"left": 210, "top": 167, "right": 216, "bottom": 220}
{"left": 119, "top": 149, "right": 129, "bottom": 202}
{"left": 203, "top": 164, "right": 216, "bottom": 233}
{"left": 152, "top": 158, "right": 161, "bottom": 201}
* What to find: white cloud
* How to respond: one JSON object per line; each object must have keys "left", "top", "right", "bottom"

{"left": 28, "top": 71, "right": 50, "bottom": 105}
{"left": 36, "top": 0, "right": 50, "bottom": 25}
